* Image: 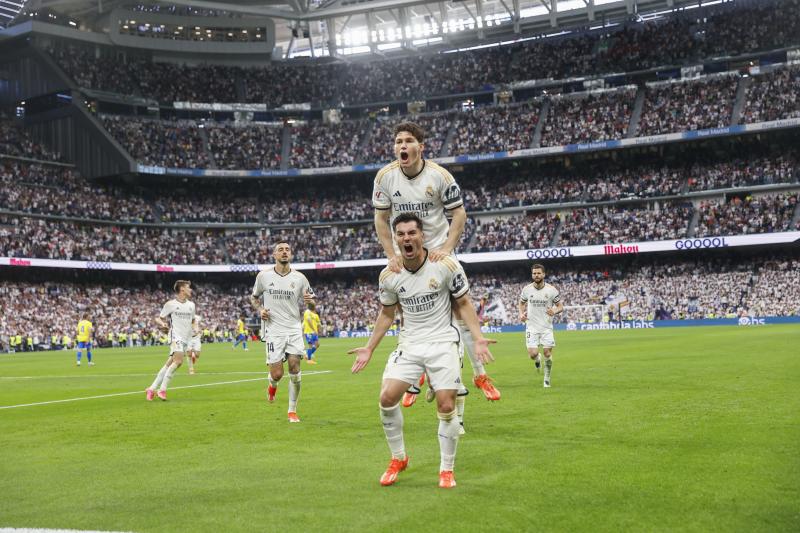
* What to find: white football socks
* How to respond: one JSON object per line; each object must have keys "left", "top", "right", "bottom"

{"left": 288, "top": 372, "right": 301, "bottom": 412}
{"left": 149, "top": 364, "right": 168, "bottom": 390}
{"left": 437, "top": 409, "right": 460, "bottom": 472}
{"left": 159, "top": 362, "right": 178, "bottom": 391}
{"left": 380, "top": 402, "right": 406, "bottom": 460}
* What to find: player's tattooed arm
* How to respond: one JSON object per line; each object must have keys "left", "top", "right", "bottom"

{"left": 546, "top": 301, "right": 564, "bottom": 317}
{"left": 250, "top": 295, "right": 270, "bottom": 320}
{"left": 519, "top": 300, "right": 528, "bottom": 322}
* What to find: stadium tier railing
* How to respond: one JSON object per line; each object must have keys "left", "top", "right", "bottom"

{"left": 3, "top": 232, "right": 799, "bottom": 272}
{"left": 134, "top": 117, "right": 800, "bottom": 178}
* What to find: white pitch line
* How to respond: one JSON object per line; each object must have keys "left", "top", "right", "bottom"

{"left": 0, "top": 370, "right": 332, "bottom": 410}
{"left": 0, "top": 371, "right": 277, "bottom": 380}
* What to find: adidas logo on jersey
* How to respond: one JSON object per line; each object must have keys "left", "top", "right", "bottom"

{"left": 393, "top": 190, "right": 402, "bottom": 197}
{"left": 269, "top": 282, "right": 275, "bottom": 286}
{"left": 399, "top": 286, "right": 407, "bottom": 293}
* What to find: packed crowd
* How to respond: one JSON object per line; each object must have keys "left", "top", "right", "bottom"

{"left": 4, "top": 252, "right": 799, "bottom": 349}
{"left": 0, "top": 160, "right": 155, "bottom": 222}
{"left": 2, "top": 151, "right": 796, "bottom": 228}
{"left": 695, "top": 193, "right": 799, "bottom": 237}
{"left": 97, "top": 64, "right": 800, "bottom": 171}
{"left": 470, "top": 213, "right": 559, "bottom": 252}
{"left": 540, "top": 88, "right": 635, "bottom": 147}
{"left": 102, "top": 116, "right": 210, "bottom": 168}
{"left": 48, "top": 1, "right": 800, "bottom": 105}
{"left": 449, "top": 102, "right": 540, "bottom": 155}
{"left": 742, "top": 258, "right": 800, "bottom": 317}
{"left": 289, "top": 120, "right": 370, "bottom": 168}
{"left": 558, "top": 202, "right": 695, "bottom": 245}
{"left": 0, "top": 217, "right": 228, "bottom": 263}
{"left": 0, "top": 119, "right": 63, "bottom": 161}
{"left": 742, "top": 64, "right": 800, "bottom": 124}
{"left": 207, "top": 123, "right": 282, "bottom": 170}
{"left": 638, "top": 75, "right": 738, "bottom": 135}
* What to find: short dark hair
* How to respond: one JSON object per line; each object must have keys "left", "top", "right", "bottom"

{"left": 392, "top": 212, "right": 424, "bottom": 231}
{"left": 174, "top": 280, "right": 191, "bottom": 293}
{"left": 531, "top": 263, "right": 545, "bottom": 273}
{"left": 393, "top": 122, "right": 425, "bottom": 143}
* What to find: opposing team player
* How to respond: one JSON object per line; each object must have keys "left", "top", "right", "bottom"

{"left": 519, "top": 264, "right": 563, "bottom": 388}
{"left": 372, "top": 121, "right": 500, "bottom": 403}
{"left": 75, "top": 313, "right": 94, "bottom": 367}
{"left": 303, "top": 301, "right": 321, "bottom": 365}
{"left": 146, "top": 280, "right": 198, "bottom": 401}
{"left": 250, "top": 241, "right": 315, "bottom": 423}
{"left": 233, "top": 315, "right": 249, "bottom": 351}
{"left": 186, "top": 313, "right": 202, "bottom": 375}
{"left": 349, "top": 214, "right": 495, "bottom": 488}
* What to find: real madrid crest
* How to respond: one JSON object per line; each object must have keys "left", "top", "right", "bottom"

{"left": 425, "top": 184, "right": 434, "bottom": 198}
{"left": 428, "top": 278, "right": 440, "bottom": 290}
{"left": 290, "top": 282, "right": 296, "bottom": 289}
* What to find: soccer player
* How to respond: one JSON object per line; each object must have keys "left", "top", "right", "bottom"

{"left": 303, "top": 301, "right": 321, "bottom": 365}
{"left": 349, "top": 213, "right": 495, "bottom": 488}
{"left": 519, "top": 264, "right": 564, "bottom": 388}
{"left": 372, "top": 121, "right": 500, "bottom": 403}
{"left": 75, "top": 313, "right": 94, "bottom": 367}
{"left": 250, "top": 241, "right": 315, "bottom": 423}
{"left": 145, "top": 280, "right": 198, "bottom": 401}
{"left": 233, "top": 315, "right": 248, "bottom": 350}
{"left": 186, "top": 313, "right": 202, "bottom": 375}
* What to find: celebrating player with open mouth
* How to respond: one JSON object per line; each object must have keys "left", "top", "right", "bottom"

{"left": 349, "top": 213, "right": 495, "bottom": 488}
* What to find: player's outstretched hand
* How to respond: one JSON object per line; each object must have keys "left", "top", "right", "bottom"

{"left": 348, "top": 346, "right": 373, "bottom": 373}
{"left": 474, "top": 337, "right": 497, "bottom": 364}
{"left": 519, "top": 311, "right": 528, "bottom": 322}
{"left": 260, "top": 308, "right": 270, "bottom": 320}
{"left": 387, "top": 256, "right": 402, "bottom": 273}
{"left": 303, "top": 290, "right": 315, "bottom": 304}
{"left": 428, "top": 247, "right": 452, "bottom": 262}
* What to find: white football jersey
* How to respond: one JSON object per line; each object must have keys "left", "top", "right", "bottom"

{"left": 372, "top": 160, "right": 464, "bottom": 251}
{"left": 160, "top": 299, "right": 196, "bottom": 343}
{"left": 252, "top": 267, "right": 313, "bottom": 337}
{"left": 520, "top": 282, "right": 561, "bottom": 332}
{"left": 379, "top": 255, "right": 469, "bottom": 344}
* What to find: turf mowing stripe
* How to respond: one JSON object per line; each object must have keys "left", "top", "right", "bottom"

{"left": 0, "top": 528, "right": 132, "bottom": 533}
{"left": 0, "top": 370, "right": 333, "bottom": 410}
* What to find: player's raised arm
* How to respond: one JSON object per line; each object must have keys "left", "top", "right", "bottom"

{"left": 348, "top": 304, "right": 397, "bottom": 373}
{"left": 431, "top": 206, "right": 466, "bottom": 261}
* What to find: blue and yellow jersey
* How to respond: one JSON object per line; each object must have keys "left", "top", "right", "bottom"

{"left": 303, "top": 310, "right": 321, "bottom": 335}
{"left": 237, "top": 319, "right": 246, "bottom": 335}
{"left": 76, "top": 320, "right": 93, "bottom": 342}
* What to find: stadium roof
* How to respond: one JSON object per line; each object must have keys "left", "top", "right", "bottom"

{"left": 9, "top": 0, "right": 712, "bottom": 58}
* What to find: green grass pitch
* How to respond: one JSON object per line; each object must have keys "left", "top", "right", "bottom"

{"left": 1, "top": 325, "right": 798, "bottom": 532}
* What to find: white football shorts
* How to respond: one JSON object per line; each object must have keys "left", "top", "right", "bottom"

{"left": 383, "top": 341, "right": 463, "bottom": 391}
{"left": 264, "top": 332, "right": 306, "bottom": 365}
{"left": 526, "top": 327, "right": 555, "bottom": 348}
{"left": 187, "top": 336, "right": 201, "bottom": 353}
